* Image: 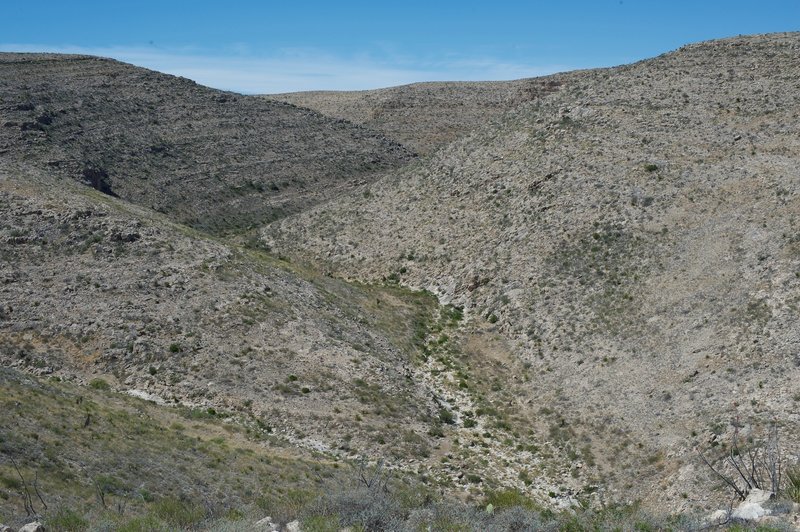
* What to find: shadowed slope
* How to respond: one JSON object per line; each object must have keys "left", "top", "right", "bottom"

{"left": 0, "top": 53, "right": 413, "bottom": 234}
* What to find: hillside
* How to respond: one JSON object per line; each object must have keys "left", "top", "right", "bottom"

{"left": 0, "top": 161, "right": 436, "bottom": 465}
{"left": 263, "top": 32, "right": 800, "bottom": 509}
{"left": 1, "top": 159, "right": 588, "bottom": 524}
{"left": 3, "top": 33, "right": 800, "bottom": 528}
{"left": 0, "top": 53, "right": 413, "bottom": 234}
{"left": 268, "top": 78, "right": 570, "bottom": 155}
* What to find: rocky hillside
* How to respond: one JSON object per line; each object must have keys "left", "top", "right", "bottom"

{"left": 0, "top": 53, "right": 413, "bottom": 234}
{"left": 268, "top": 78, "right": 571, "bottom": 155}
{"left": 0, "top": 160, "right": 437, "bottom": 465}
{"left": 263, "top": 32, "right": 800, "bottom": 509}
{"left": 1, "top": 159, "right": 586, "bottom": 522}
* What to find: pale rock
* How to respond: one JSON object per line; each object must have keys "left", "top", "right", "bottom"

{"left": 18, "top": 523, "right": 45, "bottom": 532}
{"left": 732, "top": 502, "right": 771, "bottom": 521}
{"left": 744, "top": 488, "right": 772, "bottom": 505}
{"left": 729, "top": 488, "right": 773, "bottom": 521}
{"left": 254, "top": 516, "right": 278, "bottom": 530}
{"left": 285, "top": 520, "right": 302, "bottom": 532}
{"left": 706, "top": 509, "right": 728, "bottom": 523}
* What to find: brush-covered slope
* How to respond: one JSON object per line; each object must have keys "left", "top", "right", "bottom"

{"left": 263, "top": 33, "right": 800, "bottom": 508}
{"left": 0, "top": 365, "right": 352, "bottom": 530}
{"left": 2, "top": 158, "right": 587, "bottom": 517}
{"left": 0, "top": 160, "right": 440, "bottom": 462}
{"left": 0, "top": 53, "right": 413, "bottom": 233}
{"left": 269, "top": 78, "right": 568, "bottom": 155}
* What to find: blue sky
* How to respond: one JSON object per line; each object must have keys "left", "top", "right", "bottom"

{"left": 2, "top": 1, "right": 798, "bottom": 93}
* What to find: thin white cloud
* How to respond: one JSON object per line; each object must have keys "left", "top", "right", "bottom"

{"left": 0, "top": 43, "right": 573, "bottom": 94}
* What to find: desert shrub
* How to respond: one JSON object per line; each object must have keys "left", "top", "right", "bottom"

{"left": 151, "top": 496, "right": 205, "bottom": 529}
{"left": 114, "top": 514, "right": 167, "bottom": 532}
{"left": 438, "top": 408, "right": 455, "bottom": 425}
{"left": 485, "top": 489, "right": 540, "bottom": 511}
{"left": 257, "top": 488, "right": 317, "bottom": 524}
{"left": 302, "top": 487, "right": 405, "bottom": 531}
{"left": 301, "top": 514, "right": 341, "bottom": 532}
{"left": 491, "top": 506, "right": 550, "bottom": 531}
{"left": 406, "top": 503, "right": 485, "bottom": 531}
{"left": 47, "top": 508, "right": 89, "bottom": 531}
{"left": 787, "top": 466, "right": 800, "bottom": 503}
{"left": 89, "top": 378, "right": 110, "bottom": 390}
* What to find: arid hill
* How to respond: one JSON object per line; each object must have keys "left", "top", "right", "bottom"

{"left": 2, "top": 33, "right": 800, "bottom": 529}
{"left": 268, "top": 78, "right": 571, "bottom": 155}
{"left": 263, "top": 32, "right": 800, "bottom": 509}
{"left": 0, "top": 53, "right": 412, "bottom": 233}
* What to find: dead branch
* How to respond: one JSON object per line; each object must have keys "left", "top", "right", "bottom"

{"left": 10, "top": 456, "right": 36, "bottom": 516}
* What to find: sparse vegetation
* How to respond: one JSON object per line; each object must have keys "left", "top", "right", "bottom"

{"left": 3, "top": 33, "right": 800, "bottom": 529}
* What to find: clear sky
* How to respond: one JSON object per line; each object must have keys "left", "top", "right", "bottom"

{"left": 2, "top": 1, "right": 798, "bottom": 93}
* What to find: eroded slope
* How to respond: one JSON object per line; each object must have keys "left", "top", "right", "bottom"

{"left": 1, "top": 160, "right": 586, "bottom": 514}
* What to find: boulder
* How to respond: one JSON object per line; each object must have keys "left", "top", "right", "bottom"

{"left": 285, "top": 520, "right": 302, "bottom": 532}
{"left": 744, "top": 488, "right": 772, "bottom": 505}
{"left": 731, "top": 489, "right": 773, "bottom": 521}
{"left": 706, "top": 509, "right": 728, "bottom": 523}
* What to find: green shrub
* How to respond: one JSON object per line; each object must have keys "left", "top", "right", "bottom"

{"left": 302, "top": 514, "right": 341, "bottom": 532}
{"left": 115, "top": 514, "right": 166, "bottom": 532}
{"left": 89, "top": 378, "right": 110, "bottom": 390}
{"left": 441, "top": 305, "right": 463, "bottom": 323}
{"left": 438, "top": 409, "right": 455, "bottom": 425}
{"left": 48, "top": 508, "right": 89, "bottom": 531}
{"left": 152, "top": 497, "right": 205, "bottom": 529}
{"left": 484, "top": 489, "right": 540, "bottom": 511}
{"left": 644, "top": 163, "right": 659, "bottom": 172}
{"left": 787, "top": 466, "right": 800, "bottom": 503}
{"left": 0, "top": 474, "right": 22, "bottom": 490}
